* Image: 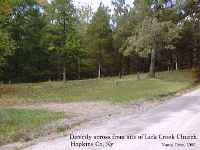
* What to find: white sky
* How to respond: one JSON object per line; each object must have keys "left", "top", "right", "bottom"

{"left": 73, "top": 0, "right": 134, "bottom": 11}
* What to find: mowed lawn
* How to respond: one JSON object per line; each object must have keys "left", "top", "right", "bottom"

{"left": 0, "top": 70, "right": 196, "bottom": 106}
{"left": 0, "top": 109, "right": 65, "bottom": 145}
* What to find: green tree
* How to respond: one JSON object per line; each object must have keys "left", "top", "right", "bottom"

{"left": 0, "top": 31, "right": 15, "bottom": 67}
{"left": 112, "top": 0, "right": 134, "bottom": 77}
{"left": 121, "top": 0, "right": 179, "bottom": 77}
{"left": 0, "top": 0, "right": 15, "bottom": 72}
{"left": 46, "top": 0, "right": 81, "bottom": 81}
{"left": 87, "top": 3, "right": 113, "bottom": 78}
{"left": 6, "top": 0, "right": 49, "bottom": 82}
{"left": 126, "top": 18, "right": 179, "bottom": 77}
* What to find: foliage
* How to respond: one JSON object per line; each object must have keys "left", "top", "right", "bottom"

{"left": 86, "top": 4, "right": 113, "bottom": 77}
{"left": 0, "top": 1, "right": 15, "bottom": 70}
{"left": 5, "top": 0, "right": 49, "bottom": 82}
{"left": 45, "top": 0, "right": 83, "bottom": 80}
{"left": 124, "top": 17, "right": 180, "bottom": 56}
{"left": 0, "top": 31, "right": 15, "bottom": 66}
{"left": 0, "top": 0, "right": 200, "bottom": 81}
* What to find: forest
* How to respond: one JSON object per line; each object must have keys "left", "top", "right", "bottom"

{"left": 0, "top": 0, "right": 200, "bottom": 83}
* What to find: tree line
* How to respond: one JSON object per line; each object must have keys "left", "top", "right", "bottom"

{"left": 0, "top": 0, "right": 200, "bottom": 83}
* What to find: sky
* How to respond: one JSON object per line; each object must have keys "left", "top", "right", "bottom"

{"left": 73, "top": 0, "right": 134, "bottom": 11}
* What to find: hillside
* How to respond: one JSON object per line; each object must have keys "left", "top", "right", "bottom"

{"left": 0, "top": 70, "right": 196, "bottom": 106}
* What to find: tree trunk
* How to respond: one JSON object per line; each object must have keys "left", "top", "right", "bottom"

{"left": 98, "top": 63, "right": 101, "bottom": 79}
{"left": 137, "top": 72, "right": 140, "bottom": 80}
{"left": 192, "top": 48, "right": 198, "bottom": 68}
{"left": 149, "top": 49, "right": 156, "bottom": 78}
{"left": 175, "top": 56, "right": 178, "bottom": 70}
{"left": 77, "top": 57, "right": 81, "bottom": 80}
{"left": 63, "top": 64, "right": 66, "bottom": 82}
{"left": 136, "top": 56, "right": 140, "bottom": 80}
{"left": 118, "top": 54, "right": 123, "bottom": 79}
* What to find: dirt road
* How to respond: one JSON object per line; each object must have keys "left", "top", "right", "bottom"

{"left": 5, "top": 88, "right": 200, "bottom": 150}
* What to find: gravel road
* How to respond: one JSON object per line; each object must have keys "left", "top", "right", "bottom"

{"left": 11, "top": 88, "right": 200, "bottom": 150}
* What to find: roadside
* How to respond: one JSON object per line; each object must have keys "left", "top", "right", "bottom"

{"left": 0, "top": 100, "right": 162, "bottom": 150}
{"left": 19, "top": 88, "right": 200, "bottom": 150}
{"left": 0, "top": 70, "right": 197, "bottom": 149}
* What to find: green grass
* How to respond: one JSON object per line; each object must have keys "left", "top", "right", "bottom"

{"left": 0, "top": 108, "right": 65, "bottom": 145}
{"left": 0, "top": 70, "right": 196, "bottom": 145}
{"left": 0, "top": 70, "right": 196, "bottom": 105}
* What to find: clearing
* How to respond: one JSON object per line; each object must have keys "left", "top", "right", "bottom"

{"left": 0, "top": 70, "right": 195, "bottom": 106}
{"left": 0, "top": 70, "right": 198, "bottom": 149}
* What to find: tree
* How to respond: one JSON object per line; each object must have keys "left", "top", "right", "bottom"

{"left": 87, "top": 3, "right": 113, "bottom": 78}
{"left": 6, "top": 0, "right": 49, "bottom": 82}
{"left": 0, "top": 0, "right": 199, "bottom": 82}
{"left": 112, "top": 0, "right": 129, "bottom": 22}
{"left": 0, "top": 0, "right": 15, "bottom": 72}
{"left": 120, "top": 0, "right": 180, "bottom": 78}
{"left": 64, "top": 25, "right": 86, "bottom": 79}
{"left": 171, "top": 0, "right": 200, "bottom": 73}
{"left": 124, "top": 17, "right": 179, "bottom": 77}
{"left": 0, "top": 31, "right": 15, "bottom": 68}
{"left": 112, "top": 0, "right": 134, "bottom": 77}
{"left": 46, "top": 0, "right": 80, "bottom": 81}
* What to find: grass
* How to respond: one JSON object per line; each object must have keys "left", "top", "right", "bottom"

{"left": 0, "top": 108, "right": 65, "bottom": 145}
{"left": 0, "top": 70, "right": 197, "bottom": 145}
{"left": 0, "top": 70, "right": 196, "bottom": 105}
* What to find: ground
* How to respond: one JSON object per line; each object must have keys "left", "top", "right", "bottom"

{"left": 2, "top": 86, "right": 200, "bottom": 150}
{"left": 0, "top": 70, "right": 198, "bottom": 149}
{"left": 0, "top": 109, "right": 65, "bottom": 145}
{"left": 0, "top": 70, "right": 195, "bottom": 106}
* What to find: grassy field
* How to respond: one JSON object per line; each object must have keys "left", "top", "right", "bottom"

{"left": 0, "top": 109, "right": 65, "bottom": 145}
{"left": 0, "top": 70, "right": 197, "bottom": 145}
{"left": 0, "top": 70, "right": 196, "bottom": 106}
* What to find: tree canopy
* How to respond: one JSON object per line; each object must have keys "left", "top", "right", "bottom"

{"left": 0, "top": 0, "right": 200, "bottom": 82}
